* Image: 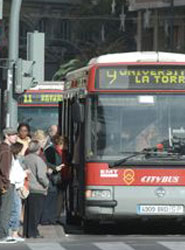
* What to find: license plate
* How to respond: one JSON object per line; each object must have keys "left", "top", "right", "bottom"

{"left": 137, "top": 205, "right": 184, "bottom": 215}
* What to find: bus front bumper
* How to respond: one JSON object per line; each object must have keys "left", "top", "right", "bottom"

{"left": 86, "top": 200, "right": 117, "bottom": 208}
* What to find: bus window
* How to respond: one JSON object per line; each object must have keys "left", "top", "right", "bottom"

{"left": 87, "top": 95, "right": 185, "bottom": 161}
{"left": 18, "top": 107, "right": 58, "bottom": 131}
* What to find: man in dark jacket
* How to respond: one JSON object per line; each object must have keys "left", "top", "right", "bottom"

{"left": 0, "top": 128, "right": 17, "bottom": 244}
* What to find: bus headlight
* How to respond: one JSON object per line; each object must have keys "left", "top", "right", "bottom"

{"left": 85, "top": 189, "right": 111, "bottom": 199}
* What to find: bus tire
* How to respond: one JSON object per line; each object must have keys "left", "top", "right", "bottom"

{"left": 83, "top": 219, "right": 99, "bottom": 233}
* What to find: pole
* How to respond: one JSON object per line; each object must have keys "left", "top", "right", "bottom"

{"left": 153, "top": 9, "right": 158, "bottom": 51}
{"left": 137, "top": 10, "right": 142, "bottom": 51}
{"left": 6, "top": 0, "right": 22, "bottom": 128}
{"left": 169, "top": 0, "right": 174, "bottom": 51}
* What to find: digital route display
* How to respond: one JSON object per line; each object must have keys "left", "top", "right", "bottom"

{"left": 96, "top": 65, "right": 185, "bottom": 90}
{"left": 18, "top": 91, "right": 63, "bottom": 105}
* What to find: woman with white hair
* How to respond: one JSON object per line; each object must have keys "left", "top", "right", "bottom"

{"left": 23, "top": 140, "right": 49, "bottom": 238}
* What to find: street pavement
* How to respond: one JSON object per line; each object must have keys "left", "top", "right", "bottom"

{"left": 3, "top": 234, "right": 185, "bottom": 250}
{"left": 2, "top": 221, "right": 185, "bottom": 250}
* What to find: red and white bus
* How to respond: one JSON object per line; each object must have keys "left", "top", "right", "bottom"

{"left": 61, "top": 51, "right": 185, "bottom": 225}
{"left": 18, "top": 81, "right": 63, "bottom": 131}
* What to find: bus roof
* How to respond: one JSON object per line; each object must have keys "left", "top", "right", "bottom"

{"left": 66, "top": 51, "right": 185, "bottom": 80}
{"left": 30, "top": 81, "right": 64, "bottom": 90}
{"left": 88, "top": 51, "right": 185, "bottom": 64}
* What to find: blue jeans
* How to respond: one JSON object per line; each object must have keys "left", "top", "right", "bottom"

{"left": 9, "top": 188, "right": 22, "bottom": 231}
{"left": 0, "top": 184, "right": 14, "bottom": 238}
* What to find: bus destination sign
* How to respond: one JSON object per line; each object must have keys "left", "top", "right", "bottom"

{"left": 97, "top": 65, "right": 185, "bottom": 90}
{"left": 18, "top": 91, "right": 63, "bottom": 105}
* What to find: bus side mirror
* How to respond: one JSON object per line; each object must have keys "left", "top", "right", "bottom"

{"left": 72, "top": 101, "right": 84, "bottom": 123}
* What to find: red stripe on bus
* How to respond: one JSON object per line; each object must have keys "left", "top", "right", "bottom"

{"left": 85, "top": 163, "right": 185, "bottom": 186}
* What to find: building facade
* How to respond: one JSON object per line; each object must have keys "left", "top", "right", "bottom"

{"left": 3, "top": 0, "right": 185, "bottom": 82}
{"left": 127, "top": 0, "right": 185, "bottom": 53}
{"left": 3, "top": 0, "right": 82, "bottom": 80}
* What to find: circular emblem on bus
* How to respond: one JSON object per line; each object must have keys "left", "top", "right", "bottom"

{"left": 123, "top": 169, "right": 135, "bottom": 185}
{"left": 155, "top": 187, "right": 166, "bottom": 198}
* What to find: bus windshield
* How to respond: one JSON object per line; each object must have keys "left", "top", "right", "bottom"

{"left": 87, "top": 94, "right": 185, "bottom": 162}
{"left": 18, "top": 107, "right": 58, "bottom": 131}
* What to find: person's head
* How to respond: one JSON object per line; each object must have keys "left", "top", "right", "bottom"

{"left": 52, "top": 135, "right": 68, "bottom": 150}
{"left": 33, "top": 129, "right": 47, "bottom": 149}
{"left": 17, "top": 123, "right": 31, "bottom": 140}
{"left": 48, "top": 125, "right": 58, "bottom": 138}
{"left": 28, "top": 140, "right": 40, "bottom": 154}
{"left": 11, "top": 142, "right": 23, "bottom": 158}
{"left": 3, "top": 127, "right": 18, "bottom": 145}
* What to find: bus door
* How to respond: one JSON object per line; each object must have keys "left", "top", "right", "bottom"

{"left": 58, "top": 101, "right": 63, "bottom": 135}
{"left": 63, "top": 97, "right": 86, "bottom": 222}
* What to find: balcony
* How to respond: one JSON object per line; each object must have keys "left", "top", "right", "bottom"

{"left": 23, "top": 0, "right": 81, "bottom": 4}
{"left": 128, "top": 0, "right": 185, "bottom": 11}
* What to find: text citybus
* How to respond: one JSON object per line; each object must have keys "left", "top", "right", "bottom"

{"left": 18, "top": 81, "right": 63, "bottom": 131}
{"left": 61, "top": 51, "right": 185, "bottom": 225}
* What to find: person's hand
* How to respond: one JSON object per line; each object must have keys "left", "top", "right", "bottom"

{"left": 47, "top": 168, "right": 53, "bottom": 174}
{"left": 56, "top": 164, "right": 65, "bottom": 172}
{"left": 25, "top": 169, "right": 31, "bottom": 175}
{"left": 1, "top": 187, "right": 7, "bottom": 194}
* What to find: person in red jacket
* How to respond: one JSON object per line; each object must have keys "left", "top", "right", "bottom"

{"left": 41, "top": 135, "right": 71, "bottom": 224}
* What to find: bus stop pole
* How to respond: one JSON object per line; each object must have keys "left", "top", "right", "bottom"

{"left": 6, "top": 0, "right": 22, "bottom": 128}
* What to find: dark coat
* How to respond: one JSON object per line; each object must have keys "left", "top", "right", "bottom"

{"left": 44, "top": 146, "right": 62, "bottom": 168}
{"left": 44, "top": 145, "right": 62, "bottom": 191}
{"left": 0, "top": 142, "right": 12, "bottom": 190}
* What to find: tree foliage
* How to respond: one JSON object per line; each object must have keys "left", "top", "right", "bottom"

{"left": 53, "top": 0, "right": 136, "bottom": 80}
{"left": 52, "top": 59, "right": 82, "bottom": 80}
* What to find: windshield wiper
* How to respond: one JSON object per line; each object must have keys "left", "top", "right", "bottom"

{"left": 109, "top": 151, "right": 149, "bottom": 168}
{"left": 109, "top": 149, "right": 185, "bottom": 168}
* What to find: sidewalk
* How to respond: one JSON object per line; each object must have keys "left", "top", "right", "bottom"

{"left": 24, "top": 224, "right": 66, "bottom": 243}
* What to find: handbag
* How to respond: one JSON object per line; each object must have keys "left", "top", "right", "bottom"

{"left": 61, "top": 165, "right": 71, "bottom": 182}
{"left": 50, "top": 172, "right": 62, "bottom": 185}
